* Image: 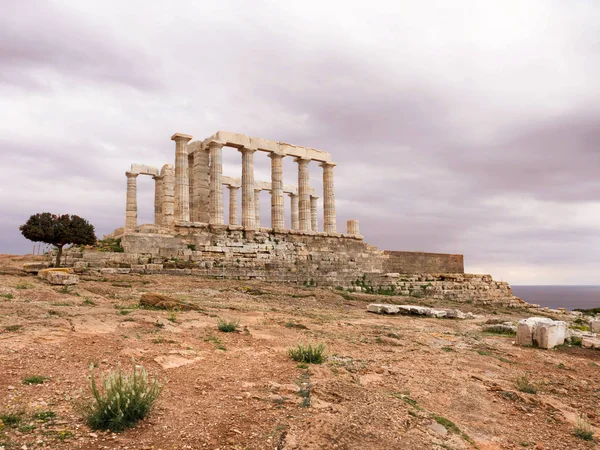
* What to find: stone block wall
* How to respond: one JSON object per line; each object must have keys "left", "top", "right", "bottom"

{"left": 382, "top": 251, "right": 464, "bottom": 274}
{"left": 61, "top": 225, "right": 522, "bottom": 307}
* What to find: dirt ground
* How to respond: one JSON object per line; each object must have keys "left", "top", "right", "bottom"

{"left": 0, "top": 254, "right": 598, "bottom": 450}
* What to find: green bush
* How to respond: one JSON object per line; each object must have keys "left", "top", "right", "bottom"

{"left": 79, "top": 364, "right": 162, "bottom": 432}
{"left": 23, "top": 375, "right": 48, "bottom": 385}
{"left": 288, "top": 343, "right": 326, "bottom": 364}
{"left": 217, "top": 318, "right": 239, "bottom": 333}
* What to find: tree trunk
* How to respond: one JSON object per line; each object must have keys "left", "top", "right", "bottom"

{"left": 55, "top": 245, "right": 64, "bottom": 267}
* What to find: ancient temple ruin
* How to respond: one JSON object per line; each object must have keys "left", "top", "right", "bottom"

{"left": 63, "top": 131, "right": 521, "bottom": 307}
{"left": 123, "top": 131, "right": 356, "bottom": 236}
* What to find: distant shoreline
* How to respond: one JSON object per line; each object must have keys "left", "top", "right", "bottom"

{"left": 511, "top": 285, "right": 600, "bottom": 311}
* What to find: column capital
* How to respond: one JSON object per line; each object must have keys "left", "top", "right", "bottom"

{"left": 171, "top": 132, "right": 193, "bottom": 142}
{"left": 238, "top": 145, "right": 257, "bottom": 154}
{"left": 152, "top": 174, "right": 163, "bottom": 181}
{"left": 319, "top": 161, "right": 337, "bottom": 168}
{"left": 294, "top": 156, "right": 310, "bottom": 164}
{"left": 310, "top": 194, "right": 319, "bottom": 199}
{"left": 126, "top": 171, "right": 139, "bottom": 179}
{"left": 268, "top": 152, "right": 284, "bottom": 160}
{"left": 207, "top": 139, "right": 225, "bottom": 149}
{"left": 227, "top": 185, "right": 240, "bottom": 191}
{"left": 287, "top": 192, "right": 298, "bottom": 198}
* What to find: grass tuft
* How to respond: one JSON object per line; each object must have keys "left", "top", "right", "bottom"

{"left": 574, "top": 414, "right": 594, "bottom": 441}
{"left": 23, "top": 376, "right": 48, "bottom": 385}
{"left": 288, "top": 343, "right": 325, "bottom": 364}
{"left": 79, "top": 364, "right": 162, "bottom": 432}
{"left": 515, "top": 375, "right": 537, "bottom": 394}
{"left": 217, "top": 318, "right": 239, "bottom": 333}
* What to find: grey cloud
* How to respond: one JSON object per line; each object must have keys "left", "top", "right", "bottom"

{"left": 0, "top": 0, "right": 162, "bottom": 90}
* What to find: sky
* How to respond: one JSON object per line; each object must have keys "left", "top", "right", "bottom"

{"left": 1, "top": 0, "right": 599, "bottom": 285}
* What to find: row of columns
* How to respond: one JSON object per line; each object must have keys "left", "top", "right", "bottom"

{"left": 130, "top": 134, "right": 339, "bottom": 233}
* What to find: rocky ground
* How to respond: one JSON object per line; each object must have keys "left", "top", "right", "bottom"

{"left": 0, "top": 254, "right": 599, "bottom": 450}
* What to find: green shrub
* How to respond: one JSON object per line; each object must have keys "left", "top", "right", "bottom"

{"left": 0, "top": 412, "right": 23, "bottom": 427}
{"left": 23, "top": 376, "right": 48, "bottom": 385}
{"left": 1, "top": 293, "right": 14, "bottom": 299}
{"left": 217, "top": 318, "right": 239, "bottom": 333}
{"left": 79, "top": 364, "right": 162, "bottom": 432}
{"left": 288, "top": 343, "right": 325, "bottom": 364}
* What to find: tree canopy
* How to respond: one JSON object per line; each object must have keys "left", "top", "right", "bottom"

{"left": 20, "top": 213, "right": 97, "bottom": 266}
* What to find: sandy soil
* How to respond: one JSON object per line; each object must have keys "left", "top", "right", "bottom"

{"left": 0, "top": 254, "right": 598, "bottom": 450}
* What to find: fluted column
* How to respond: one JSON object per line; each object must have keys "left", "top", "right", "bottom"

{"left": 208, "top": 140, "right": 225, "bottom": 225}
{"left": 289, "top": 193, "right": 299, "bottom": 230}
{"left": 254, "top": 189, "right": 261, "bottom": 227}
{"left": 171, "top": 133, "right": 193, "bottom": 222}
{"left": 153, "top": 175, "right": 164, "bottom": 226}
{"left": 239, "top": 147, "right": 256, "bottom": 228}
{"left": 347, "top": 219, "right": 360, "bottom": 235}
{"left": 228, "top": 186, "right": 239, "bottom": 225}
{"left": 310, "top": 195, "right": 318, "bottom": 231}
{"left": 320, "top": 162, "right": 337, "bottom": 233}
{"left": 268, "top": 153, "right": 284, "bottom": 229}
{"left": 295, "top": 157, "right": 311, "bottom": 231}
{"left": 125, "top": 172, "right": 138, "bottom": 229}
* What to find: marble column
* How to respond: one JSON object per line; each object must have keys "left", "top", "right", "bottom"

{"left": 289, "top": 193, "right": 299, "bottom": 230}
{"left": 320, "top": 162, "right": 337, "bottom": 233}
{"left": 161, "top": 164, "right": 175, "bottom": 227}
{"left": 254, "top": 189, "right": 261, "bottom": 227}
{"left": 125, "top": 172, "right": 138, "bottom": 229}
{"left": 295, "top": 157, "right": 311, "bottom": 231}
{"left": 239, "top": 147, "right": 256, "bottom": 228}
{"left": 268, "top": 153, "right": 284, "bottom": 229}
{"left": 171, "top": 133, "right": 193, "bottom": 222}
{"left": 310, "top": 195, "right": 318, "bottom": 231}
{"left": 208, "top": 140, "right": 224, "bottom": 225}
{"left": 347, "top": 220, "right": 360, "bottom": 235}
{"left": 228, "top": 186, "right": 239, "bottom": 225}
{"left": 153, "top": 175, "right": 164, "bottom": 226}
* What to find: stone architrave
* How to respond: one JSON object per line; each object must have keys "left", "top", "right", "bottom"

{"left": 171, "top": 133, "right": 193, "bottom": 222}
{"left": 310, "top": 195, "right": 318, "bottom": 231}
{"left": 125, "top": 172, "right": 138, "bottom": 229}
{"left": 153, "top": 175, "right": 164, "bottom": 226}
{"left": 208, "top": 140, "right": 225, "bottom": 225}
{"left": 228, "top": 186, "right": 240, "bottom": 225}
{"left": 268, "top": 153, "right": 285, "bottom": 229}
{"left": 347, "top": 219, "right": 360, "bottom": 235}
{"left": 239, "top": 147, "right": 256, "bottom": 228}
{"left": 295, "top": 157, "right": 311, "bottom": 231}
{"left": 289, "top": 193, "right": 299, "bottom": 230}
{"left": 320, "top": 162, "right": 337, "bottom": 233}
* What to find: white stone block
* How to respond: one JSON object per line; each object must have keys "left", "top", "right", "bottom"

{"left": 516, "top": 317, "right": 567, "bottom": 349}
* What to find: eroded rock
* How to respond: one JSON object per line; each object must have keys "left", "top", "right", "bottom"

{"left": 23, "top": 262, "right": 50, "bottom": 273}
{"left": 367, "top": 303, "right": 475, "bottom": 319}
{"left": 140, "top": 293, "right": 203, "bottom": 311}
{"left": 38, "top": 268, "right": 79, "bottom": 285}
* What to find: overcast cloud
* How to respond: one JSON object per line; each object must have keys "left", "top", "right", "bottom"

{"left": 1, "top": 0, "right": 598, "bottom": 284}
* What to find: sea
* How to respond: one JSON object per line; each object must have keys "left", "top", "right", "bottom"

{"left": 511, "top": 285, "right": 600, "bottom": 311}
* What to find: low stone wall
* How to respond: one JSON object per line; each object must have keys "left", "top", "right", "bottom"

{"left": 361, "top": 273, "right": 522, "bottom": 307}
{"left": 61, "top": 226, "right": 522, "bottom": 307}
{"left": 382, "top": 251, "right": 464, "bottom": 274}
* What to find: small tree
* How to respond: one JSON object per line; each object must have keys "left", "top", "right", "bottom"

{"left": 20, "top": 213, "right": 97, "bottom": 267}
